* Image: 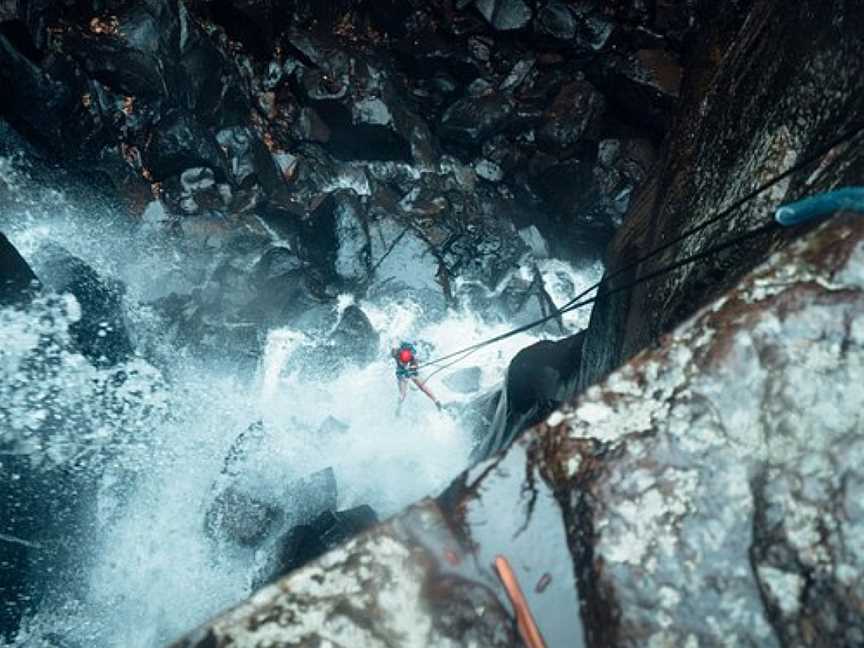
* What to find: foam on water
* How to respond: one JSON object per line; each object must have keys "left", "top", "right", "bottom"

{"left": 1, "top": 147, "right": 602, "bottom": 647}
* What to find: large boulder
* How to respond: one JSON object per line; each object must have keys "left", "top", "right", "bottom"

{"left": 0, "top": 34, "right": 103, "bottom": 158}
{"left": 205, "top": 467, "right": 338, "bottom": 549}
{"left": 537, "top": 214, "right": 864, "bottom": 646}
{"left": 173, "top": 502, "right": 519, "bottom": 648}
{"left": 590, "top": 48, "right": 682, "bottom": 132}
{"left": 203, "top": 486, "right": 280, "bottom": 547}
{"left": 327, "top": 304, "right": 380, "bottom": 366}
{"left": 471, "top": 331, "right": 584, "bottom": 462}
{"left": 367, "top": 216, "right": 445, "bottom": 303}
{"left": 215, "top": 127, "right": 282, "bottom": 193}
{"left": 333, "top": 191, "right": 372, "bottom": 284}
{"left": 143, "top": 109, "right": 229, "bottom": 182}
{"left": 32, "top": 244, "right": 133, "bottom": 367}
{"left": 534, "top": 0, "right": 615, "bottom": 50}
{"left": 252, "top": 505, "right": 379, "bottom": 589}
{"left": 439, "top": 92, "right": 515, "bottom": 146}
{"left": 284, "top": 30, "right": 432, "bottom": 165}
{"left": 179, "top": 22, "right": 249, "bottom": 128}
{"left": 64, "top": 1, "right": 180, "bottom": 100}
{"left": 536, "top": 79, "right": 606, "bottom": 155}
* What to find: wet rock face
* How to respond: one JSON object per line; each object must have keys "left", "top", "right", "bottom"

{"left": 536, "top": 215, "right": 864, "bottom": 647}
{"left": 253, "top": 505, "right": 379, "bottom": 589}
{"left": 475, "top": 0, "right": 533, "bottom": 31}
{"left": 32, "top": 244, "right": 133, "bottom": 367}
{"left": 0, "top": 232, "right": 40, "bottom": 305}
{"left": 470, "top": 331, "right": 585, "bottom": 463}
{"left": 173, "top": 502, "right": 518, "bottom": 648}
{"left": 327, "top": 304, "right": 379, "bottom": 366}
{"left": 580, "top": 0, "right": 864, "bottom": 390}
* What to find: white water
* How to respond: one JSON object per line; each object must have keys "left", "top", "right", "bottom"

{"left": 1, "top": 146, "right": 601, "bottom": 647}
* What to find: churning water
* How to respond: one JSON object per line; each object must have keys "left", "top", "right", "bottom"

{"left": 0, "top": 142, "right": 601, "bottom": 647}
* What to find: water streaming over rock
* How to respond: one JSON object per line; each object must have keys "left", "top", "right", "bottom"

{"left": 0, "top": 140, "right": 600, "bottom": 646}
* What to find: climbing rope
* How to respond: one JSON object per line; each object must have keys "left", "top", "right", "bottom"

{"left": 415, "top": 121, "right": 864, "bottom": 376}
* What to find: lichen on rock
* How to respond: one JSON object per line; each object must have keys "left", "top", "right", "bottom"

{"left": 537, "top": 215, "right": 864, "bottom": 647}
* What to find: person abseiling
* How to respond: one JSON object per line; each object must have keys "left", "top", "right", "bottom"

{"left": 391, "top": 342, "right": 443, "bottom": 416}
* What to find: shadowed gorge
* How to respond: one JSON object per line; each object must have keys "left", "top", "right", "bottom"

{"left": 1, "top": 1, "right": 863, "bottom": 646}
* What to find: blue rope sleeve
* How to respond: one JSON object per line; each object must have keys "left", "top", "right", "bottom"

{"left": 775, "top": 187, "right": 864, "bottom": 226}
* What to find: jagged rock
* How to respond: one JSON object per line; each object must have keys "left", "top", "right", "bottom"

{"left": 285, "top": 30, "right": 424, "bottom": 163}
{"left": 467, "top": 35, "right": 492, "bottom": 62}
{"left": 0, "top": 232, "right": 40, "bottom": 306}
{"left": 328, "top": 304, "right": 380, "bottom": 366}
{"left": 474, "top": 0, "right": 533, "bottom": 31}
{"left": 206, "top": 467, "right": 338, "bottom": 549}
{"left": 528, "top": 157, "right": 606, "bottom": 234}
{"left": 179, "top": 21, "right": 249, "bottom": 127}
{"left": 295, "top": 106, "right": 331, "bottom": 143}
{"left": 495, "top": 265, "right": 561, "bottom": 328}
{"left": 173, "top": 502, "right": 518, "bottom": 648}
{"left": 282, "top": 467, "right": 339, "bottom": 528}
{"left": 253, "top": 246, "right": 304, "bottom": 283}
{"left": 32, "top": 244, "right": 133, "bottom": 367}
{"left": 177, "top": 167, "right": 226, "bottom": 214}
{"left": 0, "top": 34, "right": 102, "bottom": 157}
{"left": 333, "top": 191, "right": 372, "bottom": 283}
{"left": 439, "top": 93, "right": 515, "bottom": 145}
{"left": 215, "top": 127, "right": 282, "bottom": 192}
{"left": 253, "top": 505, "right": 379, "bottom": 589}
{"left": 537, "top": 79, "right": 606, "bottom": 154}
{"left": 442, "top": 366, "right": 482, "bottom": 394}
{"left": 499, "top": 57, "right": 535, "bottom": 93}
{"left": 581, "top": 138, "right": 656, "bottom": 228}
{"left": 472, "top": 331, "right": 584, "bottom": 462}
{"left": 143, "top": 110, "right": 228, "bottom": 182}
{"left": 204, "top": 486, "right": 280, "bottom": 547}
{"left": 518, "top": 224, "right": 550, "bottom": 258}
{"left": 535, "top": 0, "right": 578, "bottom": 40}
{"left": 537, "top": 214, "right": 864, "bottom": 647}
{"left": 474, "top": 158, "right": 503, "bottom": 182}
{"left": 64, "top": 1, "right": 179, "bottom": 100}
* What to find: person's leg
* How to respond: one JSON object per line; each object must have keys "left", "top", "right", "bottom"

{"left": 412, "top": 377, "right": 442, "bottom": 409}
{"left": 396, "top": 378, "right": 407, "bottom": 416}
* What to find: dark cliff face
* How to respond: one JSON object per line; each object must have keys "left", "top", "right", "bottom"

{"left": 579, "top": 0, "right": 864, "bottom": 390}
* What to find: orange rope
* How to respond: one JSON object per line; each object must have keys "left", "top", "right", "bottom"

{"left": 494, "top": 555, "right": 547, "bottom": 648}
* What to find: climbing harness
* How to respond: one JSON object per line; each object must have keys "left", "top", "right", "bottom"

{"left": 413, "top": 122, "right": 864, "bottom": 378}
{"left": 394, "top": 341, "right": 419, "bottom": 379}
{"left": 494, "top": 555, "right": 547, "bottom": 648}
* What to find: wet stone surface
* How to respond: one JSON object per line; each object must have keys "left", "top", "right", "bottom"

{"left": 535, "top": 215, "right": 864, "bottom": 647}
{"left": 172, "top": 502, "right": 519, "bottom": 648}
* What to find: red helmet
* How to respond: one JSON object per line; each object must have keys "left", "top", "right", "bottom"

{"left": 399, "top": 348, "right": 413, "bottom": 363}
